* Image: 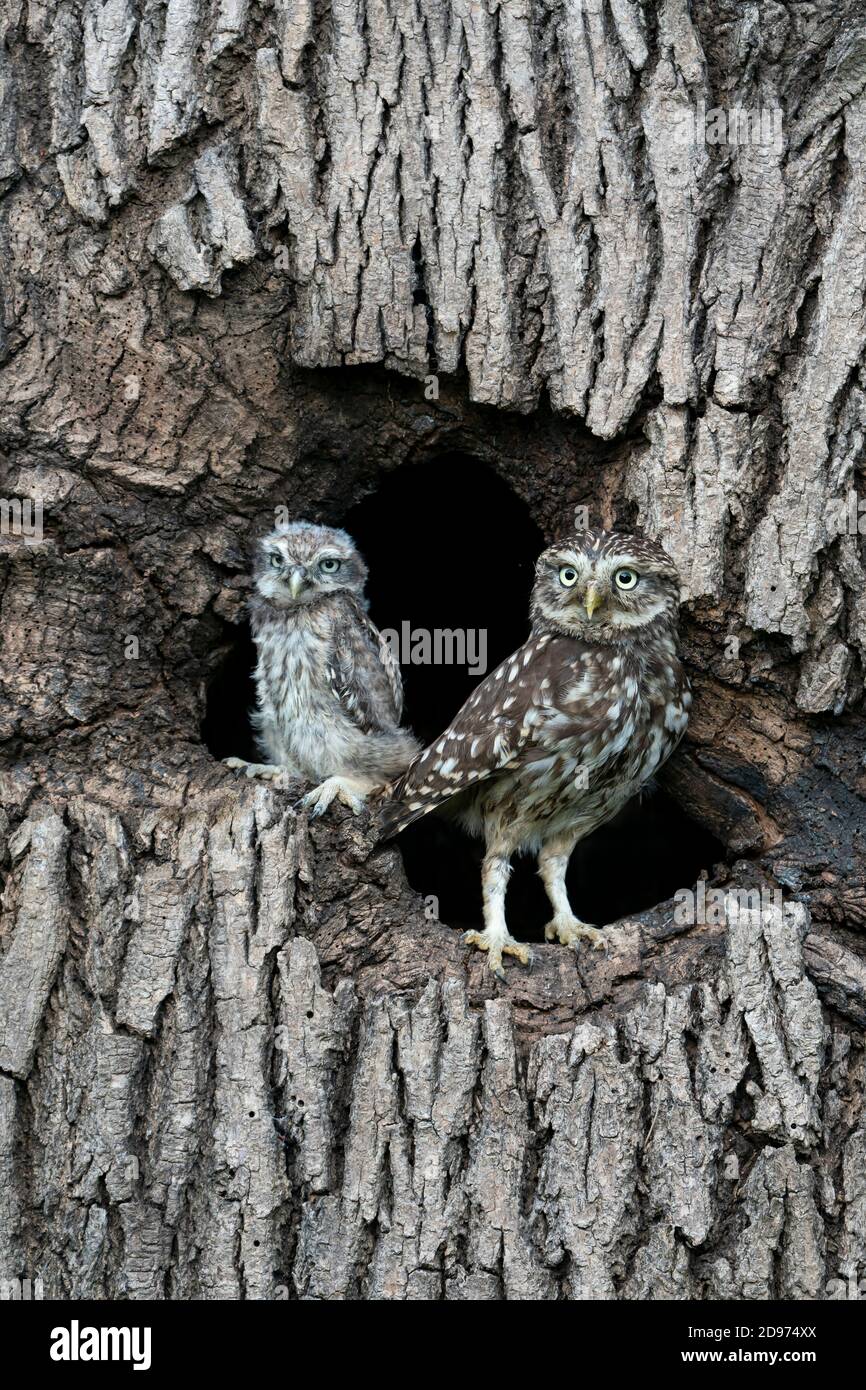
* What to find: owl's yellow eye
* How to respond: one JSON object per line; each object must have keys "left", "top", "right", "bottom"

{"left": 615, "top": 568, "right": 638, "bottom": 590}
{"left": 269, "top": 552, "right": 281, "bottom": 568}
{"left": 559, "top": 566, "right": 578, "bottom": 587}
{"left": 319, "top": 557, "right": 341, "bottom": 574}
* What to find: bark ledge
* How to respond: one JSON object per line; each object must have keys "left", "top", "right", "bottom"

{"left": 0, "top": 768, "right": 863, "bottom": 1300}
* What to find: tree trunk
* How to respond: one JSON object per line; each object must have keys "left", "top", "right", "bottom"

{"left": 1, "top": 0, "right": 865, "bottom": 1301}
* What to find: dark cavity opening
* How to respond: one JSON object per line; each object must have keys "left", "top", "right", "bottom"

{"left": 202, "top": 451, "right": 726, "bottom": 933}
{"left": 202, "top": 620, "right": 258, "bottom": 763}
{"left": 347, "top": 453, "right": 724, "bottom": 935}
{"left": 201, "top": 452, "right": 542, "bottom": 761}
{"left": 395, "top": 788, "right": 726, "bottom": 938}
{"left": 344, "top": 453, "right": 545, "bottom": 747}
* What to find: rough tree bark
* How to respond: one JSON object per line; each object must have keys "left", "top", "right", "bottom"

{"left": 1, "top": 0, "right": 865, "bottom": 1300}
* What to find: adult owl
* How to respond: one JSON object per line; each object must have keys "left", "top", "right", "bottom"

{"left": 380, "top": 530, "right": 690, "bottom": 977}
{"left": 224, "top": 521, "right": 420, "bottom": 814}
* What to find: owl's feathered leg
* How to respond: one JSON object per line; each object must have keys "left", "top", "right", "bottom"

{"left": 538, "top": 841, "right": 606, "bottom": 952}
{"left": 462, "top": 852, "right": 532, "bottom": 981}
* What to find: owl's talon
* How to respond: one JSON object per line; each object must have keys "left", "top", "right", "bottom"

{"left": 546, "top": 914, "right": 605, "bottom": 952}
{"left": 462, "top": 926, "right": 532, "bottom": 977}
{"left": 223, "top": 758, "right": 289, "bottom": 784}
{"left": 302, "top": 776, "right": 371, "bottom": 818}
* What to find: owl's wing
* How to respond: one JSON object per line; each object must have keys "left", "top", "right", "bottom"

{"left": 380, "top": 633, "right": 581, "bottom": 836}
{"left": 329, "top": 597, "right": 404, "bottom": 732}
{"left": 371, "top": 620, "right": 405, "bottom": 719}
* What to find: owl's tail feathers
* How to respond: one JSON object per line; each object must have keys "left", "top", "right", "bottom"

{"left": 375, "top": 792, "right": 415, "bottom": 841}
{"left": 375, "top": 781, "right": 435, "bottom": 841}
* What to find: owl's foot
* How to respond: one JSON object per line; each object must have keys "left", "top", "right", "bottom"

{"left": 302, "top": 776, "right": 370, "bottom": 817}
{"left": 223, "top": 758, "right": 288, "bottom": 782}
{"left": 545, "top": 914, "right": 607, "bottom": 952}
{"left": 461, "top": 927, "right": 532, "bottom": 982}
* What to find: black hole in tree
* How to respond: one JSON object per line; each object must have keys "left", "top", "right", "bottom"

{"left": 344, "top": 453, "right": 545, "bottom": 746}
{"left": 202, "top": 621, "right": 258, "bottom": 762}
{"left": 203, "top": 452, "right": 544, "bottom": 759}
{"left": 346, "top": 453, "right": 724, "bottom": 936}
{"left": 396, "top": 788, "right": 725, "bottom": 940}
{"left": 202, "top": 451, "right": 725, "bottom": 935}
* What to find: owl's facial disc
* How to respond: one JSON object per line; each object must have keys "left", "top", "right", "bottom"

{"left": 255, "top": 522, "right": 369, "bottom": 608}
{"left": 264, "top": 550, "right": 312, "bottom": 599}
{"left": 551, "top": 554, "right": 614, "bottom": 623}
{"left": 281, "top": 550, "right": 348, "bottom": 601}
{"left": 532, "top": 532, "right": 680, "bottom": 639}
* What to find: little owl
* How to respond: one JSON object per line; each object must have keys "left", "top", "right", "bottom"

{"left": 380, "top": 530, "right": 690, "bottom": 977}
{"left": 224, "top": 521, "right": 420, "bottom": 814}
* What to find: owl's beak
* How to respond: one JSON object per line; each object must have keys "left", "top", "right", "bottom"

{"left": 288, "top": 565, "right": 308, "bottom": 598}
{"left": 584, "top": 583, "right": 603, "bottom": 620}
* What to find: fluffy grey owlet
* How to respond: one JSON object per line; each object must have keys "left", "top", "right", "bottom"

{"left": 224, "top": 521, "right": 420, "bottom": 815}
{"left": 380, "top": 530, "right": 691, "bottom": 978}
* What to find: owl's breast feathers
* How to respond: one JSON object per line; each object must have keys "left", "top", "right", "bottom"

{"left": 379, "top": 628, "right": 689, "bottom": 840}
{"left": 251, "top": 591, "right": 404, "bottom": 737}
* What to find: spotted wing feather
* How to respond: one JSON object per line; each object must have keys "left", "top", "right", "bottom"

{"left": 380, "top": 635, "right": 594, "bottom": 837}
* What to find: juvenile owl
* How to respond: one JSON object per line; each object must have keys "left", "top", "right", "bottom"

{"left": 380, "top": 530, "right": 690, "bottom": 977}
{"left": 224, "top": 521, "right": 420, "bottom": 815}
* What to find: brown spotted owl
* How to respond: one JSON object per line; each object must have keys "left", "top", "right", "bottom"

{"left": 380, "top": 530, "right": 691, "bottom": 978}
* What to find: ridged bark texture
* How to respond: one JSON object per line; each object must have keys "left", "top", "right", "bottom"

{"left": 1, "top": 0, "right": 865, "bottom": 1299}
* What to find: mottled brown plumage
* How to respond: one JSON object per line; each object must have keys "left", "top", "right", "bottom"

{"left": 381, "top": 529, "right": 690, "bottom": 977}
